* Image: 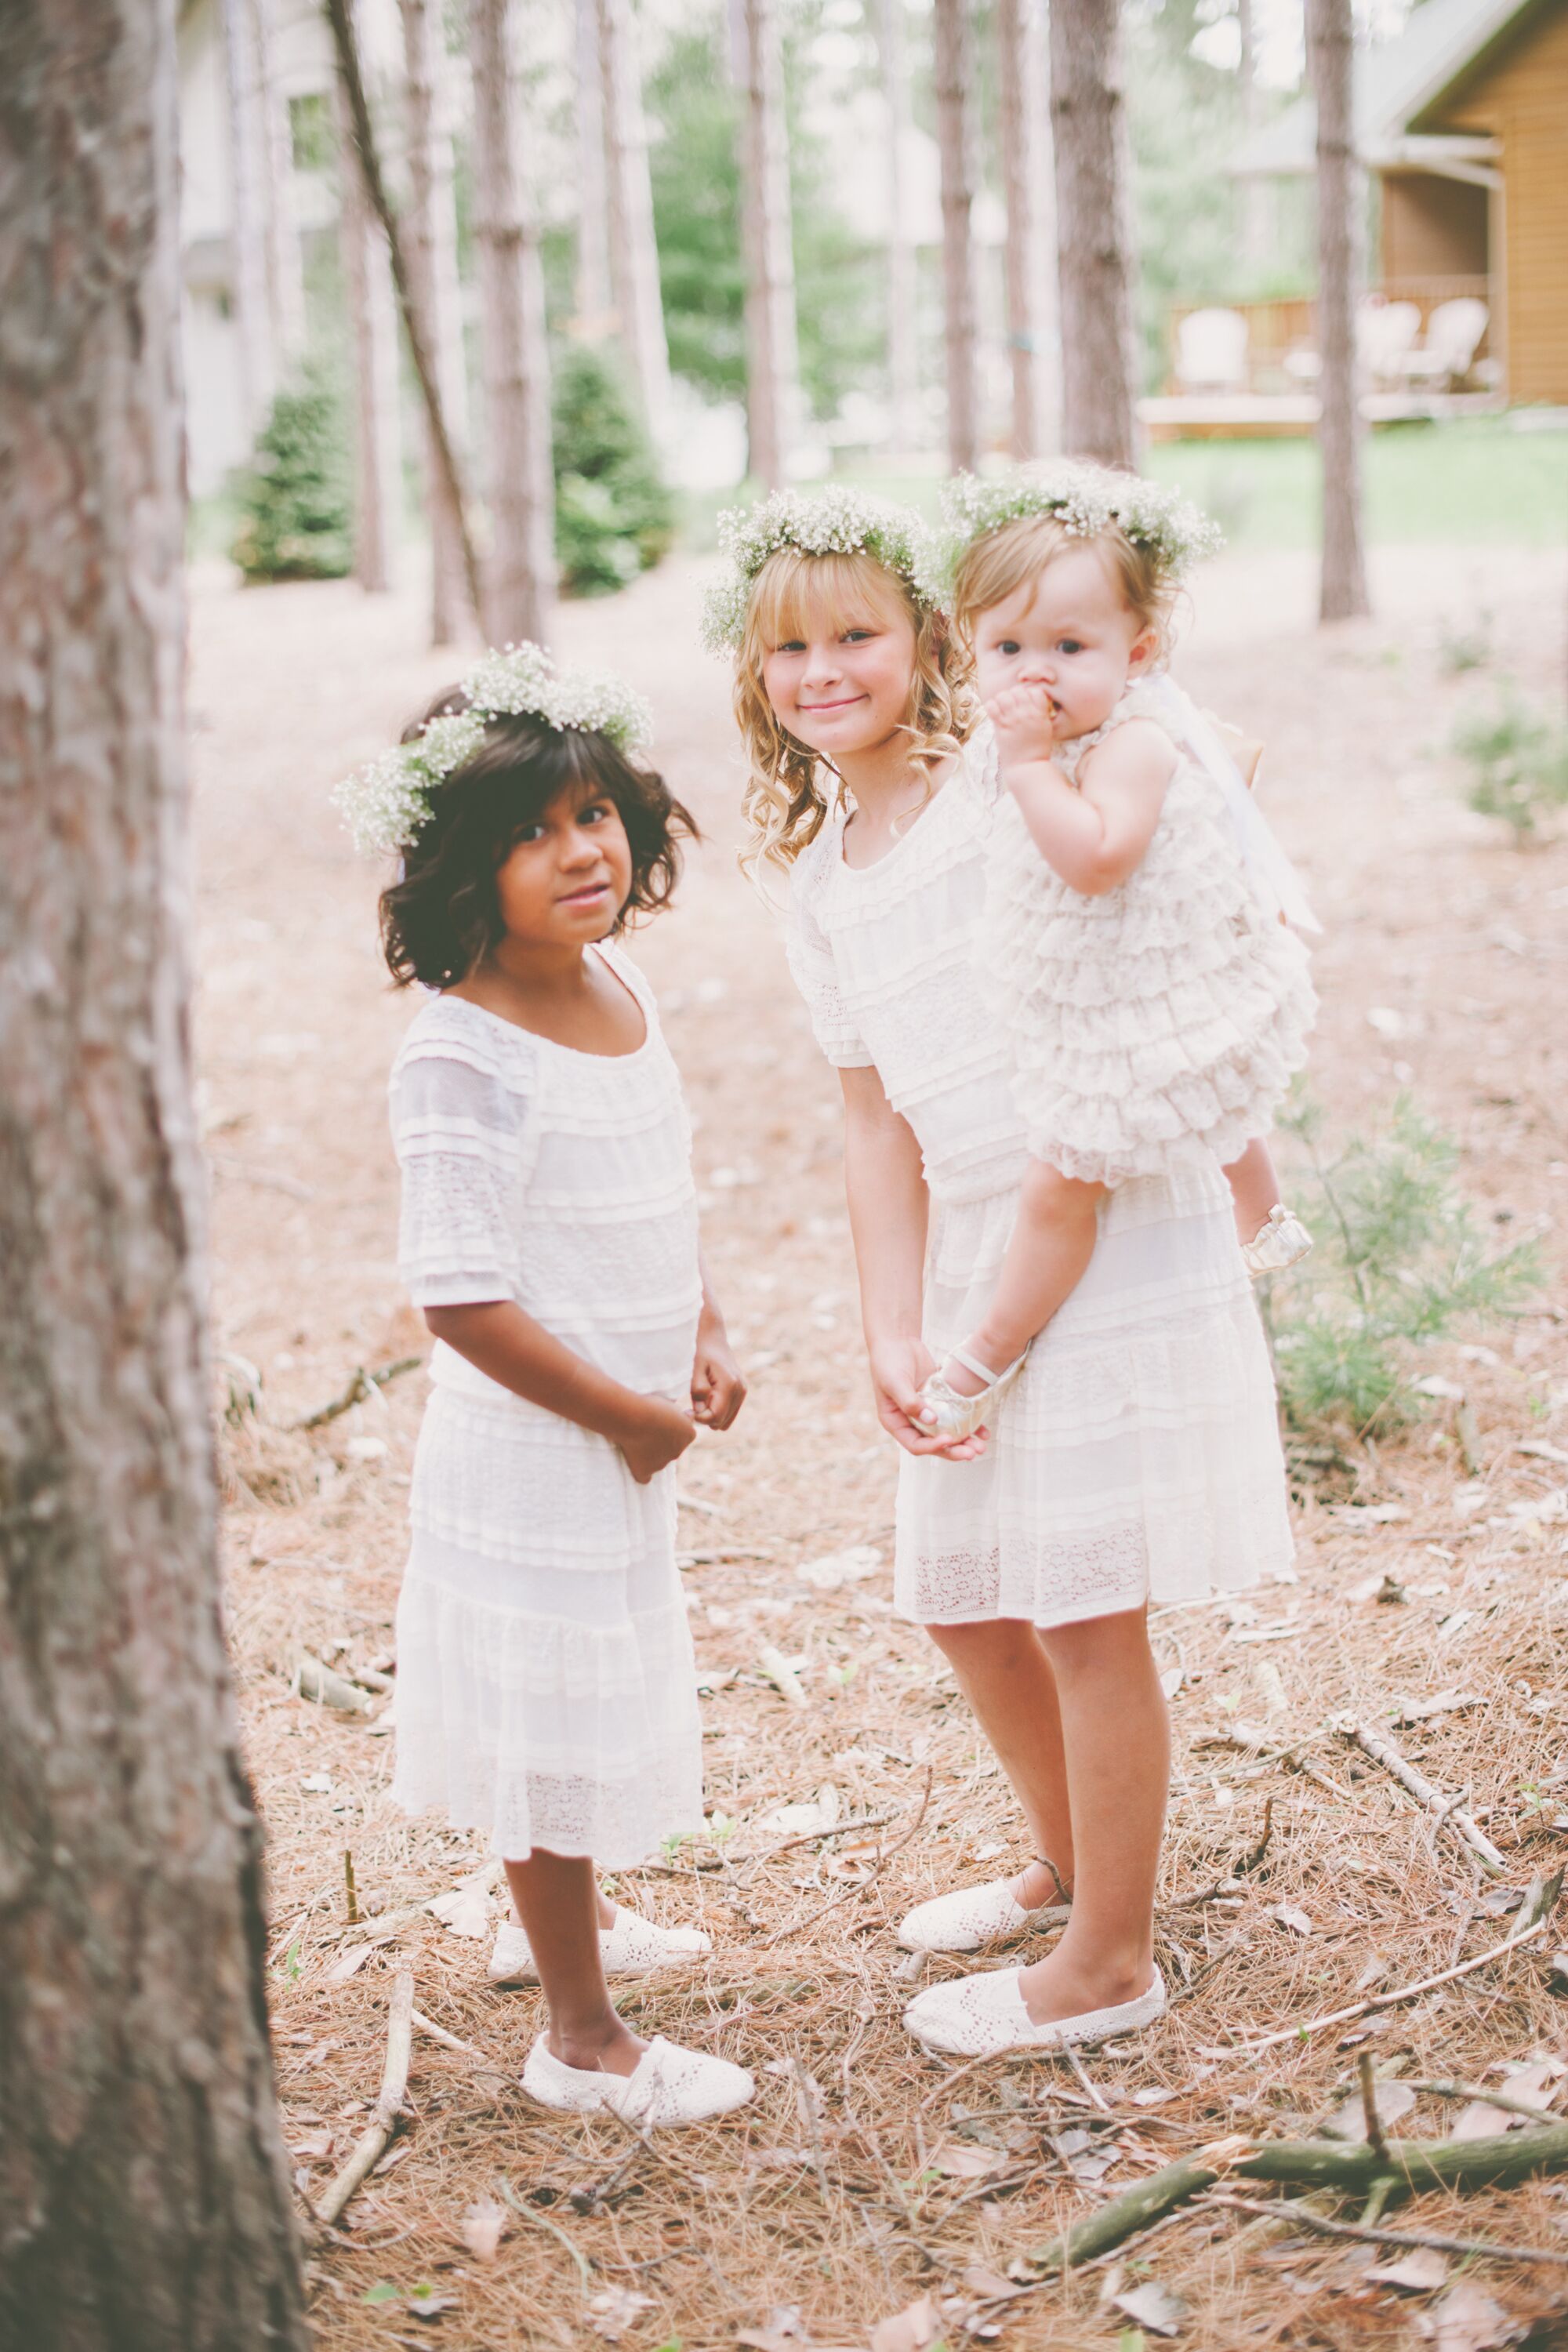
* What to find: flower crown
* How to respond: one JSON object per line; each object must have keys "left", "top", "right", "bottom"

{"left": 332, "top": 642, "right": 655, "bottom": 856}
{"left": 701, "top": 485, "right": 947, "bottom": 656}
{"left": 935, "top": 461, "right": 1222, "bottom": 600}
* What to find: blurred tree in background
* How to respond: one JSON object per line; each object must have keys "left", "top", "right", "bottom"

{"left": 552, "top": 343, "right": 675, "bottom": 594}
{"left": 230, "top": 368, "right": 353, "bottom": 581}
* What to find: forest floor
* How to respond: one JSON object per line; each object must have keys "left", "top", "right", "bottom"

{"left": 195, "top": 534, "right": 1568, "bottom": 2352}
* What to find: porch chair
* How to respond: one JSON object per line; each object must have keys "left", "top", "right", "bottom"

{"left": 1174, "top": 307, "right": 1250, "bottom": 394}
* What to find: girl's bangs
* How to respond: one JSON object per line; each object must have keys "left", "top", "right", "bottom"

{"left": 749, "top": 548, "right": 909, "bottom": 649}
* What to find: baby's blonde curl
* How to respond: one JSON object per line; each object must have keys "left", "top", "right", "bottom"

{"left": 734, "top": 546, "right": 977, "bottom": 884}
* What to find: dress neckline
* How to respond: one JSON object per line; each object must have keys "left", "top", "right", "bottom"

{"left": 836, "top": 757, "right": 963, "bottom": 878}
{"left": 437, "top": 945, "right": 652, "bottom": 1063}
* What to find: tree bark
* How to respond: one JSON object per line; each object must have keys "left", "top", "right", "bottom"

{"left": 876, "top": 0, "right": 919, "bottom": 452}
{"left": 336, "top": 74, "right": 402, "bottom": 593}
{"left": 1308, "top": 0, "right": 1370, "bottom": 620}
{"left": 997, "top": 0, "right": 1057, "bottom": 457}
{"left": 469, "top": 0, "right": 556, "bottom": 643}
{"left": 1049, "top": 0, "right": 1141, "bottom": 468}
{"left": 220, "top": 0, "right": 277, "bottom": 438}
{"left": 1236, "top": 0, "right": 1266, "bottom": 270}
{"left": 738, "top": 0, "right": 804, "bottom": 488}
{"left": 575, "top": 0, "right": 613, "bottom": 329}
{"left": 253, "top": 0, "right": 306, "bottom": 366}
{"left": 401, "top": 0, "right": 472, "bottom": 643}
{"left": 596, "top": 0, "right": 673, "bottom": 436}
{"left": 0, "top": 5, "right": 309, "bottom": 2346}
{"left": 933, "top": 0, "right": 980, "bottom": 472}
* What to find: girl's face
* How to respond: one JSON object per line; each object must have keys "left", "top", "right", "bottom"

{"left": 492, "top": 775, "right": 633, "bottom": 949}
{"left": 972, "top": 543, "right": 1157, "bottom": 740}
{"left": 760, "top": 583, "right": 918, "bottom": 764}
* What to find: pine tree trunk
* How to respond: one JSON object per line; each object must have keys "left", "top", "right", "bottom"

{"left": 596, "top": 0, "right": 673, "bottom": 435}
{"left": 401, "top": 0, "right": 472, "bottom": 643}
{"left": 469, "top": 0, "right": 555, "bottom": 643}
{"left": 575, "top": 0, "right": 613, "bottom": 328}
{"left": 738, "top": 0, "right": 804, "bottom": 488}
{"left": 336, "top": 73, "right": 402, "bottom": 593}
{"left": 1308, "top": 0, "right": 1370, "bottom": 621}
{"left": 254, "top": 0, "right": 306, "bottom": 365}
{"left": 1049, "top": 0, "right": 1140, "bottom": 468}
{"left": 0, "top": 6, "right": 309, "bottom": 2346}
{"left": 220, "top": 0, "right": 277, "bottom": 438}
{"left": 997, "top": 0, "right": 1056, "bottom": 457}
{"left": 877, "top": 0, "right": 919, "bottom": 452}
{"left": 1236, "top": 0, "right": 1266, "bottom": 270}
{"left": 933, "top": 0, "right": 980, "bottom": 472}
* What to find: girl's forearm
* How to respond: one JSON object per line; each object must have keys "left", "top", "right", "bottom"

{"left": 844, "top": 1106, "right": 929, "bottom": 1344}
{"left": 423, "top": 1300, "right": 655, "bottom": 1446}
{"left": 1007, "top": 761, "right": 1112, "bottom": 891}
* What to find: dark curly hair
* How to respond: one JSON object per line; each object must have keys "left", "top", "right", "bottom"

{"left": 379, "top": 687, "right": 697, "bottom": 989}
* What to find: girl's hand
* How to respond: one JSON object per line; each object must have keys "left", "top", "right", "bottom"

{"left": 987, "top": 683, "right": 1062, "bottom": 772}
{"left": 869, "top": 1336, "right": 988, "bottom": 1460}
{"left": 691, "top": 1323, "right": 746, "bottom": 1430}
{"left": 617, "top": 1395, "right": 697, "bottom": 1485}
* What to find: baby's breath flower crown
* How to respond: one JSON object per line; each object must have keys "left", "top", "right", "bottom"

{"left": 701, "top": 485, "right": 947, "bottom": 657}
{"left": 332, "top": 641, "right": 655, "bottom": 856}
{"left": 935, "top": 460, "right": 1222, "bottom": 600}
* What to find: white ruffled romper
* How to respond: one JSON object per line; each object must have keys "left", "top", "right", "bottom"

{"left": 787, "top": 728, "right": 1295, "bottom": 1629}
{"left": 387, "top": 946, "right": 706, "bottom": 1864}
{"left": 984, "top": 676, "right": 1316, "bottom": 1184}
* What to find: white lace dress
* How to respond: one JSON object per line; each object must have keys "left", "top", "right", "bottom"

{"left": 786, "top": 728, "right": 1294, "bottom": 1628}
{"left": 387, "top": 946, "right": 706, "bottom": 1864}
{"left": 984, "top": 677, "right": 1316, "bottom": 1184}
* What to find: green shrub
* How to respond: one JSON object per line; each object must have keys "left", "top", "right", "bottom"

{"left": 230, "top": 371, "right": 352, "bottom": 583}
{"left": 1452, "top": 686, "right": 1568, "bottom": 839}
{"left": 1265, "top": 1094, "right": 1538, "bottom": 1437}
{"left": 552, "top": 344, "right": 674, "bottom": 599}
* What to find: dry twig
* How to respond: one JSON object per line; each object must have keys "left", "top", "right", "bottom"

{"left": 292, "top": 1356, "right": 423, "bottom": 1432}
{"left": 1340, "top": 1718, "right": 1506, "bottom": 1874}
{"left": 314, "top": 1969, "right": 415, "bottom": 2227}
{"left": 1202, "top": 2189, "right": 1568, "bottom": 2267}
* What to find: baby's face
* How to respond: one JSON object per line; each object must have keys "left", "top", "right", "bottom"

{"left": 972, "top": 544, "right": 1155, "bottom": 740}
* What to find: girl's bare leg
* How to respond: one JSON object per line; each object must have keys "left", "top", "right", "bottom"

{"left": 940, "top": 1160, "right": 1102, "bottom": 1399}
{"left": 925, "top": 1618, "right": 1076, "bottom": 1905}
{"left": 504, "top": 1850, "right": 643, "bottom": 2076}
{"left": 1013, "top": 1608, "right": 1169, "bottom": 2022}
{"left": 1223, "top": 1134, "right": 1280, "bottom": 1243}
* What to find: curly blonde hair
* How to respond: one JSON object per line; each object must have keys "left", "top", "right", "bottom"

{"left": 735, "top": 546, "right": 975, "bottom": 882}
{"left": 950, "top": 512, "right": 1180, "bottom": 664}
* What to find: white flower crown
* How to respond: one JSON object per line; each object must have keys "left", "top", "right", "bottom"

{"left": 701, "top": 485, "right": 947, "bottom": 656}
{"left": 332, "top": 642, "right": 655, "bottom": 857}
{"left": 935, "top": 461, "right": 1222, "bottom": 599}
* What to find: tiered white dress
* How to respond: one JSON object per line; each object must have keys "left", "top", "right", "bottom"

{"left": 984, "top": 677, "right": 1316, "bottom": 1185}
{"left": 387, "top": 946, "right": 706, "bottom": 1864}
{"left": 787, "top": 729, "right": 1294, "bottom": 1629}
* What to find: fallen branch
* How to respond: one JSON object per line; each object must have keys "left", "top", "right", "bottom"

{"left": 762, "top": 1767, "right": 933, "bottom": 1949}
{"left": 314, "top": 1969, "right": 414, "bottom": 2227}
{"left": 493, "top": 2173, "right": 594, "bottom": 2286}
{"left": 411, "top": 2007, "right": 488, "bottom": 2061}
{"left": 1202, "top": 2190, "right": 1568, "bottom": 2268}
{"left": 1232, "top": 1869, "right": 1561, "bottom": 2056}
{"left": 1023, "top": 2118, "right": 1568, "bottom": 2277}
{"left": 1195, "top": 1724, "right": 1351, "bottom": 1802}
{"left": 1358, "top": 2053, "right": 1389, "bottom": 2165}
{"left": 296, "top": 1653, "right": 372, "bottom": 1715}
{"left": 755, "top": 1644, "right": 808, "bottom": 1709}
{"left": 292, "top": 1356, "right": 423, "bottom": 1432}
{"left": 1340, "top": 1718, "right": 1505, "bottom": 1874}
{"left": 1408, "top": 2078, "right": 1563, "bottom": 2127}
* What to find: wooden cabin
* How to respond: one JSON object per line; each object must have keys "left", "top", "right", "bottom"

{"left": 1200, "top": 0, "right": 1568, "bottom": 419}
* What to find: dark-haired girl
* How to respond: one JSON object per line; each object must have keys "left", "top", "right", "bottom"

{"left": 341, "top": 644, "right": 753, "bottom": 2128}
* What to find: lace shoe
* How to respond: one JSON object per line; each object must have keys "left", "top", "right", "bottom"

{"left": 1241, "top": 1204, "right": 1313, "bottom": 1278}
{"left": 488, "top": 1907, "right": 712, "bottom": 1986}
{"left": 898, "top": 1874, "right": 1069, "bottom": 1955}
{"left": 521, "top": 2034, "right": 754, "bottom": 2127}
{"left": 904, "top": 1963, "right": 1166, "bottom": 2058}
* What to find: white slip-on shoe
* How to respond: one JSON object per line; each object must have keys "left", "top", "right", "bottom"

{"left": 1241, "top": 1204, "right": 1313, "bottom": 1279}
{"left": 488, "top": 1906, "right": 712, "bottom": 1986}
{"left": 521, "top": 2034, "right": 754, "bottom": 2127}
{"left": 898, "top": 1871, "right": 1069, "bottom": 1955}
{"left": 904, "top": 1964, "right": 1166, "bottom": 2059}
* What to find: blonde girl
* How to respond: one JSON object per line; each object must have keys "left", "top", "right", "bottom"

{"left": 714, "top": 486, "right": 1294, "bottom": 2063}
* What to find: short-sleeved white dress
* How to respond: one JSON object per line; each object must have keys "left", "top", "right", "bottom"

{"left": 387, "top": 945, "right": 706, "bottom": 1864}
{"left": 787, "top": 729, "right": 1294, "bottom": 1629}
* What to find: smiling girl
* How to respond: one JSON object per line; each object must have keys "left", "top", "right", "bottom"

{"left": 337, "top": 646, "right": 753, "bottom": 2129}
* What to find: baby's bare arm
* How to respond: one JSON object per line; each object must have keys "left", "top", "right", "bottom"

{"left": 1007, "top": 717, "right": 1176, "bottom": 895}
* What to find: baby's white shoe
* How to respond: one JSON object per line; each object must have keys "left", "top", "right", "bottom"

{"left": 1241, "top": 1204, "right": 1313, "bottom": 1279}
{"left": 898, "top": 1869, "right": 1069, "bottom": 1955}
{"left": 905, "top": 1964, "right": 1166, "bottom": 2059}
{"left": 521, "top": 2034, "right": 753, "bottom": 2127}
{"left": 916, "top": 1344, "right": 1027, "bottom": 1444}
{"left": 488, "top": 1905, "right": 711, "bottom": 1986}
